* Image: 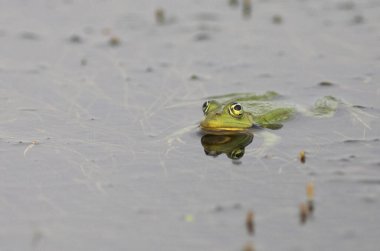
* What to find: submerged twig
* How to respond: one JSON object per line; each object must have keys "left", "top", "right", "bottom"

{"left": 246, "top": 210, "right": 255, "bottom": 235}
{"left": 23, "top": 140, "right": 39, "bottom": 156}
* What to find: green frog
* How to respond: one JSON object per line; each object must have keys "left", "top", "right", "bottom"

{"left": 200, "top": 91, "right": 353, "bottom": 133}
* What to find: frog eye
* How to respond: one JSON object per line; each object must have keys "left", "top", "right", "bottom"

{"left": 228, "top": 102, "right": 243, "bottom": 118}
{"left": 202, "top": 101, "right": 210, "bottom": 114}
{"left": 202, "top": 100, "right": 220, "bottom": 115}
{"left": 228, "top": 148, "right": 245, "bottom": 160}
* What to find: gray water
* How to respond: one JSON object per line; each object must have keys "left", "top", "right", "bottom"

{"left": 1, "top": 0, "right": 380, "bottom": 250}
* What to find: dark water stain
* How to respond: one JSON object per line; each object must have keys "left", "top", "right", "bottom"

{"left": 232, "top": 159, "right": 242, "bottom": 165}
{"left": 213, "top": 203, "right": 242, "bottom": 213}
{"left": 18, "top": 108, "right": 38, "bottom": 112}
{"left": 340, "top": 158, "right": 351, "bottom": 162}
{"left": 194, "top": 12, "right": 220, "bottom": 22}
{"left": 194, "top": 32, "right": 211, "bottom": 41}
{"left": 145, "top": 67, "right": 154, "bottom": 73}
{"left": 68, "top": 34, "right": 84, "bottom": 44}
{"left": 339, "top": 155, "right": 356, "bottom": 162}
{"left": 351, "top": 15, "right": 365, "bottom": 25}
{"left": 257, "top": 73, "right": 272, "bottom": 78}
{"left": 333, "top": 170, "right": 346, "bottom": 176}
{"left": 361, "top": 196, "right": 377, "bottom": 204}
{"left": 80, "top": 58, "right": 87, "bottom": 66}
{"left": 357, "top": 179, "right": 380, "bottom": 185}
{"left": 337, "top": 1, "right": 356, "bottom": 11}
{"left": 373, "top": 162, "right": 380, "bottom": 167}
{"left": 341, "top": 229, "right": 357, "bottom": 240}
{"left": 19, "top": 32, "right": 40, "bottom": 40}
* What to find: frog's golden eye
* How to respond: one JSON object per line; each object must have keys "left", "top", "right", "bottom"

{"left": 228, "top": 148, "right": 245, "bottom": 160}
{"left": 202, "top": 100, "right": 219, "bottom": 115}
{"left": 228, "top": 102, "right": 244, "bottom": 118}
{"left": 202, "top": 101, "right": 210, "bottom": 115}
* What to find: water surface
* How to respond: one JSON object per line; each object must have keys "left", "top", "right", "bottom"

{"left": 0, "top": 0, "right": 379, "bottom": 250}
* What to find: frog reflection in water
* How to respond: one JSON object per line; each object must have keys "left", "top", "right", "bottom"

{"left": 201, "top": 133, "right": 253, "bottom": 160}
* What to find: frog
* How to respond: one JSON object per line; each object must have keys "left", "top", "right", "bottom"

{"left": 199, "top": 91, "right": 365, "bottom": 133}
{"left": 200, "top": 91, "right": 295, "bottom": 132}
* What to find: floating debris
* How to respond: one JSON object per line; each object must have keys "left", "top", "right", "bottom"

{"left": 246, "top": 210, "right": 255, "bottom": 235}
{"left": 307, "top": 200, "right": 314, "bottom": 214}
{"left": 24, "top": 140, "right": 39, "bottom": 156}
{"left": 299, "top": 202, "right": 309, "bottom": 224}
{"left": 190, "top": 74, "right": 199, "bottom": 80}
{"left": 299, "top": 182, "right": 315, "bottom": 224}
{"left": 272, "top": 15, "right": 283, "bottom": 24}
{"left": 312, "top": 96, "right": 340, "bottom": 117}
{"left": 319, "top": 81, "right": 334, "bottom": 87}
{"left": 242, "top": 0, "right": 252, "bottom": 18}
{"left": 155, "top": 8, "right": 166, "bottom": 25}
{"left": 306, "top": 182, "right": 315, "bottom": 213}
{"left": 299, "top": 150, "right": 306, "bottom": 163}
{"left": 109, "top": 36, "right": 121, "bottom": 47}
{"left": 306, "top": 182, "right": 314, "bottom": 201}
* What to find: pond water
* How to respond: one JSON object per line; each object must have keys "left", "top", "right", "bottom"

{"left": 0, "top": 0, "right": 380, "bottom": 250}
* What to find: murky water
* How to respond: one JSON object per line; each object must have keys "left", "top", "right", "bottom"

{"left": 1, "top": 0, "right": 380, "bottom": 250}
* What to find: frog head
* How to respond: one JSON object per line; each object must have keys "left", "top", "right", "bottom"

{"left": 200, "top": 100, "right": 254, "bottom": 132}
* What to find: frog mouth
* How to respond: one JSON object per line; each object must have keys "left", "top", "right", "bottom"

{"left": 200, "top": 125, "right": 250, "bottom": 133}
{"left": 200, "top": 119, "right": 251, "bottom": 131}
